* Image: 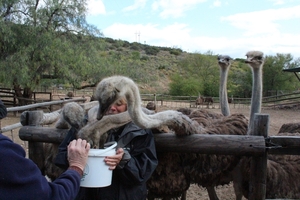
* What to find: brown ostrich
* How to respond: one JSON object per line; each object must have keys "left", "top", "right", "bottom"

{"left": 204, "top": 97, "right": 214, "bottom": 108}
{"left": 233, "top": 51, "right": 300, "bottom": 199}
{"left": 66, "top": 91, "right": 74, "bottom": 98}
{"left": 195, "top": 95, "right": 204, "bottom": 108}
{"left": 146, "top": 101, "right": 157, "bottom": 112}
{"left": 233, "top": 50, "right": 265, "bottom": 199}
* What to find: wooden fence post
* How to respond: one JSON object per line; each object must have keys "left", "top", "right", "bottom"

{"left": 21, "top": 110, "right": 45, "bottom": 174}
{"left": 249, "top": 113, "right": 269, "bottom": 200}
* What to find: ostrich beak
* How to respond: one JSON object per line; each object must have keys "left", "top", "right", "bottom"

{"left": 97, "top": 103, "right": 110, "bottom": 120}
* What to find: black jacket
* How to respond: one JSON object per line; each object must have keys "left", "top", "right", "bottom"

{"left": 97, "top": 122, "right": 158, "bottom": 200}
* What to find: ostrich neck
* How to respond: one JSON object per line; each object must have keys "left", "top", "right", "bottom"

{"left": 249, "top": 67, "right": 262, "bottom": 130}
{"left": 220, "top": 67, "right": 230, "bottom": 116}
{"left": 125, "top": 82, "right": 183, "bottom": 129}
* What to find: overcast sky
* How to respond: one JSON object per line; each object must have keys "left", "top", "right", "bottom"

{"left": 86, "top": 0, "right": 300, "bottom": 59}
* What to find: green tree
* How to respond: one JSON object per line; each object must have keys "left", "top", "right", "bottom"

{"left": 178, "top": 51, "right": 219, "bottom": 97}
{"left": 169, "top": 74, "right": 202, "bottom": 96}
{"left": 229, "top": 60, "right": 252, "bottom": 98}
{"left": 263, "top": 54, "right": 300, "bottom": 95}
{"left": 0, "top": 0, "right": 102, "bottom": 104}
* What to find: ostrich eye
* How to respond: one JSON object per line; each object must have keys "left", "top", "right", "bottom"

{"left": 225, "top": 58, "right": 229, "bottom": 61}
{"left": 256, "top": 56, "right": 262, "bottom": 60}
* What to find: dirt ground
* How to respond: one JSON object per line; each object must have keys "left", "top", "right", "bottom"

{"left": 1, "top": 106, "right": 300, "bottom": 200}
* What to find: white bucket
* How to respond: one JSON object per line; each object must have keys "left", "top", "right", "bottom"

{"left": 80, "top": 142, "right": 117, "bottom": 188}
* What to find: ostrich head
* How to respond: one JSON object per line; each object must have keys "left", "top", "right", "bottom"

{"left": 245, "top": 51, "right": 264, "bottom": 68}
{"left": 217, "top": 55, "right": 233, "bottom": 68}
{"left": 94, "top": 76, "right": 134, "bottom": 120}
{"left": 61, "top": 102, "right": 86, "bottom": 129}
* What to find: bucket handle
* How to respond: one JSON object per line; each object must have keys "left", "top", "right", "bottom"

{"left": 94, "top": 142, "right": 117, "bottom": 156}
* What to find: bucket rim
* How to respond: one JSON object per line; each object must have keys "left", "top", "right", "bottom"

{"left": 88, "top": 142, "right": 117, "bottom": 156}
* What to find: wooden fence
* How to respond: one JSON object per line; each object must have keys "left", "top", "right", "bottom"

{"left": 0, "top": 97, "right": 87, "bottom": 135}
{"left": 15, "top": 101, "right": 300, "bottom": 200}
{"left": 0, "top": 88, "right": 17, "bottom": 107}
{"left": 141, "top": 91, "right": 300, "bottom": 110}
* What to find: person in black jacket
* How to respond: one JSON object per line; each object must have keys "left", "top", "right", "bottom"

{"left": 97, "top": 98, "right": 158, "bottom": 200}
{"left": 56, "top": 97, "right": 158, "bottom": 200}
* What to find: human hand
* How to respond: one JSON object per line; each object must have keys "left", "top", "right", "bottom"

{"left": 104, "top": 148, "right": 124, "bottom": 170}
{"left": 67, "top": 139, "right": 90, "bottom": 171}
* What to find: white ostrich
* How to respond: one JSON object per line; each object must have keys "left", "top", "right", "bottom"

{"left": 94, "top": 76, "right": 203, "bottom": 136}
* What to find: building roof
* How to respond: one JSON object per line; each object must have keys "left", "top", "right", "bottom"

{"left": 283, "top": 67, "right": 300, "bottom": 72}
{"left": 283, "top": 67, "right": 300, "bottom": 81}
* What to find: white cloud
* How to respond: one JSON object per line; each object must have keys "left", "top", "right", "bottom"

{"left": 213, "top": 0, "right": 222, "bottom": 7}
{"left": 103, "top": 20, "right": 300, "bottom": 59}
{"left": 122, "top": 0, "right": 147, "bottom": 12}
{"left": 103, "top": 22, "right": 191, "bottom": 46}
{"left": 151, "top": 0, "right": 207, "bottom": 18}
{"left": 267, "top": 0, "right": 300, "bottom": 5}
{"left": 87, "top": 0, "right": 106, "bottom": 16}
{"left": 221, "top": 6, "right": 300, "bottom": 36}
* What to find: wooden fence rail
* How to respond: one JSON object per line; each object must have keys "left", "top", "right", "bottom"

{"left": 0, "top": 98, "right": 88, "bottom": 133}
{"left": 17, "top": 108, "right": 300, "bottom": 200}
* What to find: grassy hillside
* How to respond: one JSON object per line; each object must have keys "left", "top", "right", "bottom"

{"left": 100, "top": 38, "right": 193, "bottom": 94}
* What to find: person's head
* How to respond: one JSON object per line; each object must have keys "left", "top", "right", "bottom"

{"left": 105, "top": 98, "right": 127, "bottom": 115}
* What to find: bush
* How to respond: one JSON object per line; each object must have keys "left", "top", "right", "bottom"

{"left": 131, "top": 51, "right": 140, "bottom": 60}
{"left": 169, "top": 49, "right": 181, "bottom": 56}
{"left": 145, "top": 46, "right": 159, "bottom": 55}
{"left": 140, "top": 55, "right": 149, "bottom": 61}
{"left": 104, "top": 37, "right": 116, "bottom": 43}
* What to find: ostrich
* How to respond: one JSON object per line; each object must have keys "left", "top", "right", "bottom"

{"left": 95, "top": 76, "right": 203, "bottom": 136}
{"left": 195, "top": 95, "right": 204, "bottom": 108}
{"left": 94, "top": 75, "right": 248, "bottom": 200}
{"left": 181, "top": 55, "right": 246, "bottom": 200}
{"left": 44, "top": 102, "right": 88, "bottom": 181}
{"left": 232, "top": 50, "right": 265, "bottom": 199}
{"left": 233, "top": 51, "right": 300, "bottom": 199}
{"left": 245, "top": 51, "right": 264, "bottom": 135}
{"left": 146, "top": 101, "right": 156, "bottom": 111}
{"left": 218, "top": 55, "right": 233, "bottom": 116}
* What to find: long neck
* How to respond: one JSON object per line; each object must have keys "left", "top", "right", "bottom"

{"left": 248, "top": 67, "right": 262, "bottom": 133}
{"left": 219, "top": 67, "right": 230, "bottom": 116}
{"left": 125, "top": 82, "right": 186, "bottom": 129}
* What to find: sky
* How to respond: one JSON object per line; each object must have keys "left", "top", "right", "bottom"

{"left": 85, "top": 0, "right": 300, "bottom": 59}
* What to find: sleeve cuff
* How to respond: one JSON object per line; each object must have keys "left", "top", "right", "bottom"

{"left": 68, "top": 166, "right": 83, "bottom": 177}
{"left": 117, "top": 149, "right": 131, "bottom": 169}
